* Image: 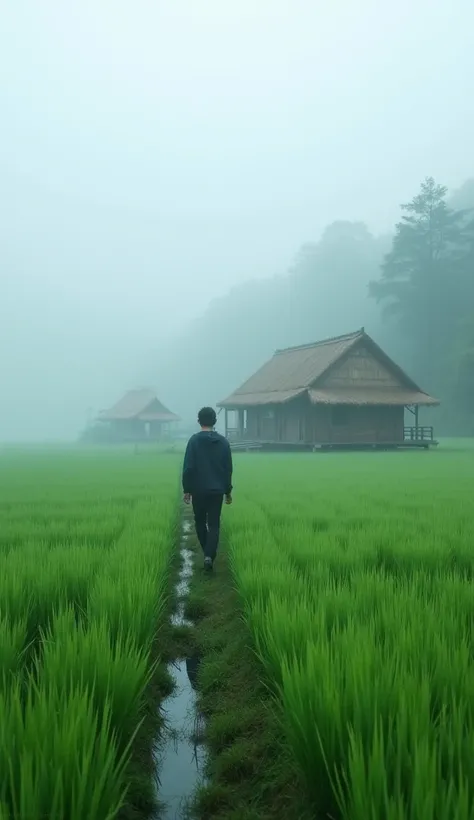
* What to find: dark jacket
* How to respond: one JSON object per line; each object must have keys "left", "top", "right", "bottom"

{"left": 182, "top": 431, "right": 233, "bottom": 496}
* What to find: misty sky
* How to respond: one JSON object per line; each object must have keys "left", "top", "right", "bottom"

{"left": 1, "top": 0, "right": 473, "bottom": 439}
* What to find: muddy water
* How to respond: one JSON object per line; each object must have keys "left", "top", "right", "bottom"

{"left": 153, "top": 516, "right": 207, "bottom": 819}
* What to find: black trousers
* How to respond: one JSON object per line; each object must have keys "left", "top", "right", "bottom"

{"left": 191, "top": 493, "right": 224, "bottom": 561}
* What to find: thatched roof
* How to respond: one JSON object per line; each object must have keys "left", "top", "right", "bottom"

{"left": 99, "top": 389, "right": 180, "bottom": 422}
{"left": 218, "top": 330, "right": 439, "bottom": 408}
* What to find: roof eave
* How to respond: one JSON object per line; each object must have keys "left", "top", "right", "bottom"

{"left": 410, "top": 398, "right": 440, "bottom": 407}
{"left": 217, "top": 398, "right": 272, "bottom": 408}
{"left": 217, "top": 389, "right": 305, "bottom": 408}
{"left": 308, "top": 390, "right": 440, "bottom": 407}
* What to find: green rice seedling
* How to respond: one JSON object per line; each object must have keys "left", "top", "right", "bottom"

{"left": 39, "top": 606, "right": 152, "bottom": 755}
{"left": 256, "top": 570, "right": 474, "bottom": 812}
{"left": 45, "top": 543, "right": 107, "bottom": 613}
{"left": 0, "top": 561, "right": 33, "bottom": 627}
{"left": 88, "top": 572, "right": 168, "bottom": 651}
{"left": 0, "top": 678, "right": 131, "bottom": 820}
{"left": 0, "top": 515, "right": 124, "bottom": 551}
{"left": 231, "top": 554, "right": 298, "bottom": 609}
{"left": 0, "top": 540, "right": 118, "bottom": 648}
{"left": 244, "top": 587, "right": 323, "bottom": 689}
{"left": 0, "top": 612, "right": 28, "bottom": 689}
{"left": 1, "top": 544, "right": 74, "bottom": 636}
{"left": 88, "top": 542, "right": 172, "bottom": 650}
{"left": 23, "top": 560, "right": 70, "bottom": 636}
{"left": 87, "top": 496, "right": 177, "bottom": 651}
{"left": 333, "top": 695, "right": 474, "bottom": 819}
{"left": 271, "top": 620, "right": 474, "bottom": 817}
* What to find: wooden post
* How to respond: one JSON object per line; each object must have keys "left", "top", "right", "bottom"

{"left": 224, "top": 409, "right": 228, "bottom": 438}
{"left": 415, "top": 406, "right": 419, "bottom": 439}
{"left": 238, "top": 410, "right": 244, "bottom": 439}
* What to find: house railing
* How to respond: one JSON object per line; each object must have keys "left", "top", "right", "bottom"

{"left": 227, "top": 426, "right": 436, "bottom": 444}
{"left": 404, "top": 426, "right": 434, "bottom": 442}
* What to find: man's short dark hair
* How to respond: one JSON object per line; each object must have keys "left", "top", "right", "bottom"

{"left": 198, "top": 406, "right": 217, "bottom": 427}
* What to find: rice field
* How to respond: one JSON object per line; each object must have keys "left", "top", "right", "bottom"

{"left": 2, "top": 443, "right": 474, "bottom": 818}
{"left": 226, "top": 445, "right": 474, "bottom": 819}
{"left": 0, "top": 450, "right": 179, "bottom": 820}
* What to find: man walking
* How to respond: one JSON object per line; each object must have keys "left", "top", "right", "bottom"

{"left": 182, "top": 407, "right": 233, "bottom": 571}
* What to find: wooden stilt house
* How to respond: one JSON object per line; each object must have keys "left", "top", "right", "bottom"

{"left": 98, "top": 389, "right": 180, "bottom": 443}
{"left": 217, "top": 330, "right": 439, "bottom": 450}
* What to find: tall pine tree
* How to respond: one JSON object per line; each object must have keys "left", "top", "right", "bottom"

{"left": 370, "top": 177, "right": 473, "bottom": 391}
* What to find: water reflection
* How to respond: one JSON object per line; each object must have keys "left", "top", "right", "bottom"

{"left": 186, "top": 654, "right": 200, "bottom": 691}
{"left": 153, "top": 520, "right": 207, "bottom": 819}
{"left": 154, "top": 658, "right": 206, "bottom": 819}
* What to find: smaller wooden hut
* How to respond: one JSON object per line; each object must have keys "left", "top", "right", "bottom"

{"left": 217, "top": 329, "right": 439, "bottom": 450}
{"left": 98, "top": 389, "right": 180, "bottom": 443}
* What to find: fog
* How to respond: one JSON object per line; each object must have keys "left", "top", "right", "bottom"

{"left": 2, "top": 0, "right": 473, "bottom": 440}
